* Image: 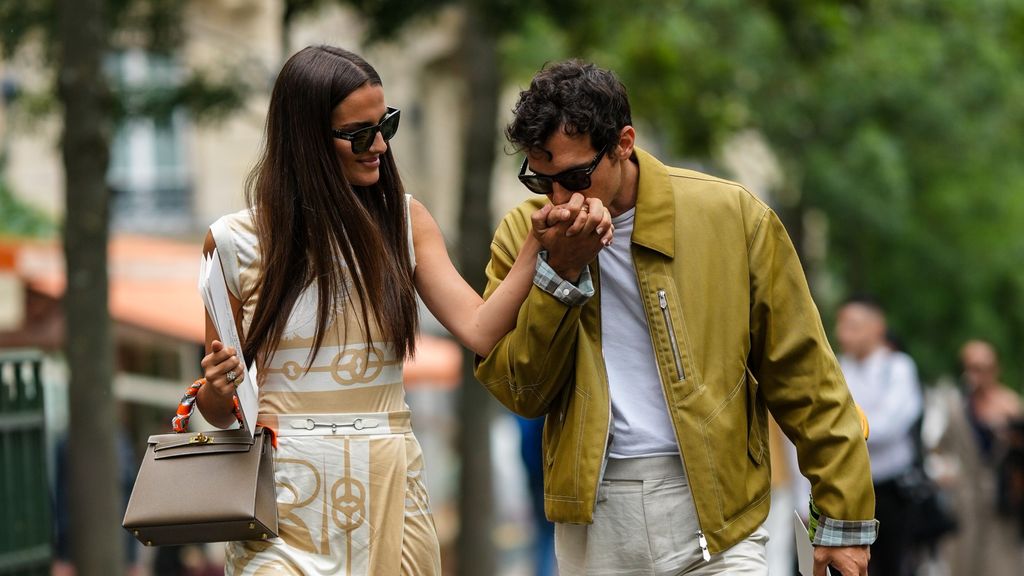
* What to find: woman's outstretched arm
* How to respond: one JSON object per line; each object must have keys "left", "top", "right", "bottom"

{"left": 411, "top": 195, "right": 610, "bottom": 357}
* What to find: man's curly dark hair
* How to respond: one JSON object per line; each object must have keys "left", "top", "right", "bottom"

{"left": 506, "top": 60, "right": 632, "bottom": 160}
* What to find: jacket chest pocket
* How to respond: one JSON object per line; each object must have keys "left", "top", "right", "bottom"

{"left": 657, "top": 289, "right": 686, "bottom": 381}
{"left": 640, "top": 274, "right": 699, "bottom": 402}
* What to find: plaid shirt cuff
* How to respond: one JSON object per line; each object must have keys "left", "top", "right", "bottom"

{"left": 534, "top": 250, "right": 594, "bottom": 306}
{"left": 808, "top": 499, "right": 879, "bottom": 547}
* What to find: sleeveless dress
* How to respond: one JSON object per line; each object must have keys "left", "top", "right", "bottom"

{"left": 210, "top": 196, "right": 441, "bottom": 575}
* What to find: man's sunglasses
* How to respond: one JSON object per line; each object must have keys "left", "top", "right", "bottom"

{"left": 332, "top": 107, "right": 401, "bottom": 154}
{"left": 518, "top": 145, "right": 609, "bottom": 195}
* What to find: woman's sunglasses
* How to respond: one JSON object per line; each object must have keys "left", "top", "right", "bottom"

{"left": 518, "top": 145, "right": 609, "bottom": 195}
{"left": 332, "top": 107, "right": 401, "bottom": 154}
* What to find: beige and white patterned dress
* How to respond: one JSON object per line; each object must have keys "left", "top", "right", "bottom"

{"left": 210, "top": 197, "right": 441, "bottom": 575}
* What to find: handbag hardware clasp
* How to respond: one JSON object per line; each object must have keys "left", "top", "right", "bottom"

{"left": 189, "top": 432, "right": 213, "bottom": 444}
{"left": 293, "top": 417, "right": 381, "bottom": 434}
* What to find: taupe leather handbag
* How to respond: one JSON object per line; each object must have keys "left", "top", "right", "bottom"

{"left": 122, "top": 384, "right": 278, "bottom": 546}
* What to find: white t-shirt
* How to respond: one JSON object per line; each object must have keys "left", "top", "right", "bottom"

{"left": 840, "top": 347, "right": 923, "bottom": 481}
{"left": 599, "top": 208, "right": 679, "bottom": 459}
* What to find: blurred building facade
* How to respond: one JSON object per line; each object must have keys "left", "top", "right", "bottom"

{"left": 0, "top": 0, "right": 530, "bottom": 241}
{"left": 0, "top": 0, "right": 533, "bottom": 423}
{"left": 0, "top": 3, "right": 536, "bottom": 572}
{"left": 1, "top": 5, "right": 804, "bottom": 574}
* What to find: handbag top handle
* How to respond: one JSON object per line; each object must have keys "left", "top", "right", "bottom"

{"left": 172, "top": 378, "right": 244, "bottom": 433}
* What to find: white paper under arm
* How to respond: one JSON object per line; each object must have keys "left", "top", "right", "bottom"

{"left": 199, "top": 248, "right": 258, "bottom": 436}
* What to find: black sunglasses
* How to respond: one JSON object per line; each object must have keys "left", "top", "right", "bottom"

{"left": 518, "top": 145, "right": 609, "bottom": 195}
{"left": 332, "top": 107, "right": 401, "bottom": 154}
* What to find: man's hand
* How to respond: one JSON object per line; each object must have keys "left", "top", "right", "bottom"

{"left": 530, "top": 193, "right": 613, "bottom": 282}
{"left": 814, "top": 545, "right": 869, "bottom": 576}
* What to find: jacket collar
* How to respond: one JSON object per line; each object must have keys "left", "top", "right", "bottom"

{"left": 631, "top": 147, "right": 675, "bottom": 258}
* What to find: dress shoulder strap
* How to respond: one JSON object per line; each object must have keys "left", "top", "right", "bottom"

{"left": 208, "top": 211, "right": 250, "bottom": 300}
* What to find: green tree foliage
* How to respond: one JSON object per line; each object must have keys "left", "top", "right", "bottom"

{"left": 509, "top": 0, "right": 1024, "bottom": 385}
{"left": 0, "top": 179, "right": 56, "bottom": 236}
{"left": 0, "top": 0, "right": 249, "bottom": 125}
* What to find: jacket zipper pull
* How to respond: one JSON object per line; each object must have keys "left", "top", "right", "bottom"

{"left": 657, "top": 289, "right": 686, "bottom": 381}
{"left": 697, "top": 530, "right": 710, "bottom": 562}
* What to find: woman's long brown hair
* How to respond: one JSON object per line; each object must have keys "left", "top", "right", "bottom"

{"left": 242, "top": 45, "right": 418, "bottom": 368}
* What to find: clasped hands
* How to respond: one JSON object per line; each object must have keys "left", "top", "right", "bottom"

{"left": 531, "top": 193, "right": 615, "bottom": 283}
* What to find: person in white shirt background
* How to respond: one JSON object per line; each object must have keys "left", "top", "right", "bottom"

{"left": 836, "top": 296, "right": 924, "bottom": 576}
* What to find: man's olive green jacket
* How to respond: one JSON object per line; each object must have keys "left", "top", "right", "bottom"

{"left": 475, "top": 148, "right": 875, "bottom": 553}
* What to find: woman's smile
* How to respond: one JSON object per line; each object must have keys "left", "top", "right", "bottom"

{"left": 357, "top": 155, "right": 381, "bottom": 168}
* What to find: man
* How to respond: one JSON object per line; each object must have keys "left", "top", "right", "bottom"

{"left": 476, "top": 60, "right": 877, "bottom": 575}
{"left": 960, "top": 339, "right": 1023, "bottom": 442}
{"left": 835, "top": 297, "right": 922, "bottom": 575}
{"left": 934, "top": 339, "right": 1023, "bottom": 574}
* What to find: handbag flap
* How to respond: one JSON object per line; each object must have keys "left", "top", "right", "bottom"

{"left": 149, "top": 428, "right": 259, "bottom": 459}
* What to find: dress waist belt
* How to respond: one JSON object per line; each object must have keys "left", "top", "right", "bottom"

{"left": 259, "top": 410, "right": 412, "bottom": 437}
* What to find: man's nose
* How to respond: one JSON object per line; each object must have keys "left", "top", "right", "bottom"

{"left": 549, "top": 185, "right": 573, "bottom": 206}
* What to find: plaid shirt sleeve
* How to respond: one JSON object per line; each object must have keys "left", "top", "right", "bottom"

{"left": 533, "top": 250, "right": 594, "bottom": 306}
{"left": 807, "top": 498, "right": 879, "bottom": 547}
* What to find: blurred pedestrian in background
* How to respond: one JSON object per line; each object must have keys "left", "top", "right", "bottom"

{"left": 928, "top": 340, "right": 1024, "bottom": 573}
{"left": 962, "top": 340, "right": 1023, "bottom": 462}
{"left": 51, "top": 417, "right": 141, "bottom": 575}
{"left": 515, "top": 415, "right": 557, "bottom": 576}
{"left": 836, "top": 296, "right": 923, "bottom": 576}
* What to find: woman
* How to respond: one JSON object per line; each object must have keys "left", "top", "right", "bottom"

{"left": 195, "top": 46, "right": 612, "bottom": 575}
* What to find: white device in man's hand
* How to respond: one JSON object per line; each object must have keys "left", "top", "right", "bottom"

{"left": 794, "top": 511, "right": 832, "bottom": 576}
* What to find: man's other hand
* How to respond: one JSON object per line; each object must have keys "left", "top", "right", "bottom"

{"left": 814, "top": 544, "right": 869, "bottom": 576}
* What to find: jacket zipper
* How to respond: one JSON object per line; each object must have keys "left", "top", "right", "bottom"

{"left": 658, "top": 289, "right": 685, "bottom": 381}
{"left": 653, "top": 288, "right": 707, "bottom": 561}
{"left": 592, "top": 263, "right": 613, "bottom": 507}
{"left": 697, "top": 530, "right": 711, "bottom": 561}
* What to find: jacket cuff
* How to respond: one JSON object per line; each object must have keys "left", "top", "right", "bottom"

{"left": 808, "top": 499, "right": 879, "bottom": 547}
{"left": 534, "top": 250, "right": 594, "bottom": 306}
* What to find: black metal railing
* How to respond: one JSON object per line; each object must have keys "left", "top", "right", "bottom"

{"left": 0, "top": 350, "right": 50, "bottom": 575}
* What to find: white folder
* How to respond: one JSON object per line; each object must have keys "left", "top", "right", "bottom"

{"left": 795, "top": 510, "right": 832, "bottom": 576}
{"left": 198, "top": 249, "right": 258, "bottom": 437}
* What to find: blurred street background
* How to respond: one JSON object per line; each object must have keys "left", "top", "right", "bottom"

{"left": 1, "top": 1, "right": 1023, "bottom": 575}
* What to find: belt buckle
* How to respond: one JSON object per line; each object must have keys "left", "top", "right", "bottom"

{"left": 350, "top": 418, "right": 380, "bottom": 431}
{"left": 290, "top": 416, "right": 381, "bottom": 433}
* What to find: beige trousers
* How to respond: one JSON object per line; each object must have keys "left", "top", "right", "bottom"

{"left": 555, "top": 456, "right": 769, "bottom": 576}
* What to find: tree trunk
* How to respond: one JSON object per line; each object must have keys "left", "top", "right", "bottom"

{"left": 455, "top": 5, "right": 500, "bottom": 575}
{"left": 57, "top": 0, "right": 122, "bottom": 573}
